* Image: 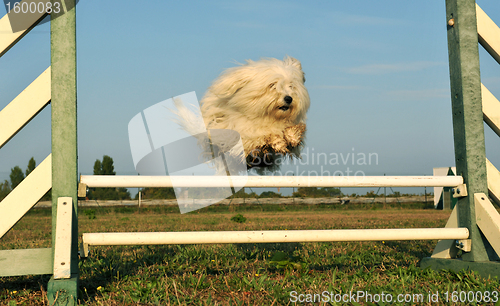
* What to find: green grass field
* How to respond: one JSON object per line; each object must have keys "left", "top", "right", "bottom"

{"left": 1, "top": 203, "right": 499, "bottom": 305}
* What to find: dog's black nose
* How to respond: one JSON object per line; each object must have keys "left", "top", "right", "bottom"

{"left": 284, "top": 96, "right": 293, "bottom": 104}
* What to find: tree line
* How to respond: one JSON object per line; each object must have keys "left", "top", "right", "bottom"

{"left": 0, "top": 157, "right": 51, "bottom": 201}
{"left": 1, "top": 155, "right": 418, "bottom": 201}
{"left": 87, "top": 155, "right": 131, "bottom": 200}
{"left": 0, "top": 155, "right": 131, "bottom": 201}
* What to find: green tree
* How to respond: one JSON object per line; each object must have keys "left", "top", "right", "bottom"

{"left": 365, "top": 190, "right": 377, "bottom": 198}
{"left": 93, "top": 159, "right": 103, "bottom": 175}
{"left": 293, "top": 187, "right": 312, "bottom": 197}
{"left": 101, "top": 155, "right": 115, "bottom": 175}
{"left": 25, "top": 157, "right": 52, "bottom": 201}
{"left": 137, "top": 187, "right": 176, "bottom": 200}
{"left": 259, "top": 191, "right": 282, "bottom": 198}
{"left": 391, "top": 191, "right": 401, "bottom": 197}
{"left": 229, "top": 187, "right": 253, "bottom": 199}
{"left": 25, "top": 157, "right": 36, "bottom": 177}
{"left": 87, "top": 155, "right": 130, "bottom": 200}
{"left": 1, "top": 158, "right": 52, "bottom": 201}
{"left": 9, "top": 166, "right": 24, "bottom": 189}
{"left": 116, "top": 187, "right": 131, "bottom": 200}
{"left": 318, "top": 187, "right": 342, "bottom": 197}
{"left": 0, "top": 180, "right": 11, "bottom": 200}
{"left": 293, "top": 187, "right": 342, "bottom": 198}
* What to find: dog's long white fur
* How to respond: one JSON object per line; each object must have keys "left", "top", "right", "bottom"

{"left": 171, "top": 56, "right": 310, "bottom": 171}
{"left": 170, "top": 97, "right": 206, "bottom": 136}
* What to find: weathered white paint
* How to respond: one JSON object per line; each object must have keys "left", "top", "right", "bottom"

{"left": 475, "top": 193, "right": 500, "bottom": 257}
{"left": 53, "top": 197, "right": 73, "bottom": 279}
{"left": 482, "top": 84, "right": 500, "bottom": 138}
{"left": 80, "top": 175, "right": 464, "bottom": 189}
{"left": 0, "top": 67, "right": 51, "bottom": 149}
{"left": 477, "top": 4, "right": 500, "bottom": 64}
{"left": 0, "top": 3, "right": 47, "bottom": 57}
{"left": 486, "top": 159, "right": 500, "bottom": 205}
{"left": 0, "top": 155, "right": 52, "bottom": 239}
{"left": 82, "top": 228, "right": 469, "bottom": 257}
{"left": 431, "top": 205, "right": 459, "bottom": 259}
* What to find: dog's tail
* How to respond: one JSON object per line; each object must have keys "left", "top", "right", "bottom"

{"left": 169, "top": 97, "right": 247, "bottom": 175}
{"left": 169, "top": 97, "right": 207, "bottom": 136}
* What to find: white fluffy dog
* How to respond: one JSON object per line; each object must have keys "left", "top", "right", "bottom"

{"left": 174, "top": 56, "right": 310, "bottom": 171}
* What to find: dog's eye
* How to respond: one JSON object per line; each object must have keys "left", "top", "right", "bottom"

{"left": 268, "top": 83, "right": 276, "bottom": 89}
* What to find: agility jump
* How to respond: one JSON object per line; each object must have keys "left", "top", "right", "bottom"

{"left": 1, "top": 1, "right": 500, "bottom": 305}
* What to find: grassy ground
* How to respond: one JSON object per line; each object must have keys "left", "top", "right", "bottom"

{"left": 1, "top": 203, "right": 499, "bottom": 305}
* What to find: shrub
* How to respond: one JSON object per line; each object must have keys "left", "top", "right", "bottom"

{"left": 230, "top": 214, "right": 246, "bottom": 223}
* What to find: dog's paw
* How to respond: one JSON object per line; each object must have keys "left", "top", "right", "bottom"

{"left": 284, "top": 123, "right": 306, "bottom": 147}
{"left": 268, "top": 134, "right": 289, "bottom": 153}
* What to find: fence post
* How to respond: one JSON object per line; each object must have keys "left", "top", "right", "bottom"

{"left": 421, "top": 0, "right": 500, "bottom": 277}
{"left": 445, "top": 0, "right": 490, "bottom": 262}
{"left": 47, "top": 0, "right": 79, "bottom": 304}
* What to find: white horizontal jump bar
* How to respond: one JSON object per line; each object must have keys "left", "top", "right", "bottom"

{"left": 83, "top": 228, "right": 469, "bottom": 246}
{"left": 80, "top": 175, "right": 463, "bottom": 188}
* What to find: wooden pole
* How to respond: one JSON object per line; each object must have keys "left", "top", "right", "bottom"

{"left": 445, "top": 0, "right": 490, "bottom": 262}
{"left": 79, "top": 175, "right": 464, "bottom": 188}
{"left": 47, "top": 1, "right": 78, "bottom": 304}
{"left": 422, "top": 0, "right": 500, "bottom": 279}
{"left": 82, "top": 228, "right": 469, "bottom": 254}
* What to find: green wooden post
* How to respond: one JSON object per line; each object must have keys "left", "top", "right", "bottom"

{"left": 47, "top": 0, "right": 79, "bottom": 304}
{"left": 421, "top": 0, "right": 500, "bottom": 278}
{"left": 445, "top": 0, "right": 490, "bottom": 262}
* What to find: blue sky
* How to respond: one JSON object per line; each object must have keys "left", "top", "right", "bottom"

{"left": 1, "top": 1, "right": 499, "bottom": 196}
